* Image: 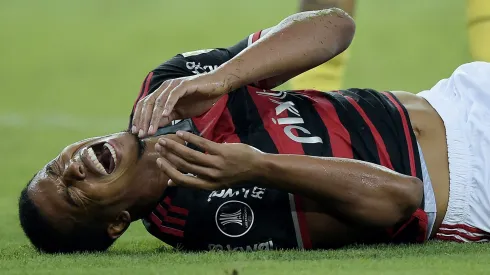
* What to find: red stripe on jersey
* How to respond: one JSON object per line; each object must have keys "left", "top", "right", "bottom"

{"left": 192, "top": 95, "right": 229, "bottom": 141}
{"left": 163, "top": 196, "right": 189, "bottom": 216}
{"left": 252, "top": 30, "right": 263, "bottom": 43}
{"left": 302, "top": 90, "right": 353, "bottom": 158}
{"left": 293, "top": 195, "right": 312, "bottom": 249}
{"left": 383, "top": 92, "right": 416, "bottom": 176}
{"left": 142, "top": 71, "right": 154, "bottom": 98}
{"left": 345, "top": 96, "right": 394, "bottom": 170}
{"left": 247, "top": 87, "right": 304, "bottom": 154}
{"left": 150, "top": 213, "right": 184, "bottom": 237}
{"left": 388, "top": 208, "right": 428, "bottom": 242}
{"left": 437, "top": 228, "right": 488, "bottom": 242}
{"left": 220, "top": 107, "right": 241, "bottom": 143}
{"left": 156, "top": 204, "right": 187, "bottom": 227}
{"left": 438, "top": 223, "right": 488, "bottom": 234}
{"left": 247, "top": 86, "right": 312, "bottom": 249}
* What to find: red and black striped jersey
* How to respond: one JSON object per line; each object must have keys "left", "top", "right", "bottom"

{"left": 134, "top": 31, "right": 424, "bottom": 251}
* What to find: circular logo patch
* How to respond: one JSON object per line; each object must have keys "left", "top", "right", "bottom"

{"left": 215, "top": 200, "right": 254, "bottom": 238}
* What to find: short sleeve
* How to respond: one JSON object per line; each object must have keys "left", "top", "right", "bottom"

{"left": 128, "top": 30, "right": 267, "bottom": 126}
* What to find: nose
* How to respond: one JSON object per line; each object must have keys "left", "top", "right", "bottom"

{"left": 63, "top": 161, "right": 86, "bottom": 184}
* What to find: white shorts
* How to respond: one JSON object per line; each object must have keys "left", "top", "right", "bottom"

{"left": 418, "top": 142, "right": 437, "bottom": 239}
{"left": 418, "top": 62, "right": 490, "bottom": 242}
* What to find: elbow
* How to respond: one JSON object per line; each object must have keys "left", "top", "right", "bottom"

{"left": 356, "top": 176, "right": 423, "bottom": 228}
{"left": 337, "top": 174, "right": 423, "bottom": 228}
{"left": 328, "top": 8, "right": 356, "bottom": 52}
{"left": 392, "top": 176, "right": 424, "bottom": 224}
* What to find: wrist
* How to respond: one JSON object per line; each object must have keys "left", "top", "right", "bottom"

{"left": 211, "top": 66, "right": 243, "bottom": 94}
{"left": 250, "top": 152, "right": 275, "bottom": 185}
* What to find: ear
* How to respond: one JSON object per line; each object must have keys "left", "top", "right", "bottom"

{"left": 107, "top": 211, "right": 131, "bottom": 239}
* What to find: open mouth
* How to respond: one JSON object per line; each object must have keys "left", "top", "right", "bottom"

{"left": 87, "top": 142, "right": 118, "bottom": 175}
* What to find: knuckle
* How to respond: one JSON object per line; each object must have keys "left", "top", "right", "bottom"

{"left": 197, "top": 140, "right": 208, "bottom": 149}
{"left": 186, "top": 153, "right": 197, "bottom": 163}
{"left": 209, "top": 170, "right": 221, "bottom": 180}
{"left": 155, "top": 97, "right": 162, "bottom": 106}
{"left": 216, "top": 159, "right": 227, "bottom": 169}
{"left": 173, "top": 157, "right": 186, "bottom": 169}
{"left": 145, "top": 99, "right": 155, "bottom": 107}
{"left": 173, "top": 174, "right": 186, "bottom": 184}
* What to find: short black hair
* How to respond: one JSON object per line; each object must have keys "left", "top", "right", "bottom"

{"left": 18, "top": 177, "right": 116, "bottom": 253}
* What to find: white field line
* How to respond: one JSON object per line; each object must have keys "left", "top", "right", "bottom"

{"left": 0, "top": 113, "right": 128, "bottom": 131}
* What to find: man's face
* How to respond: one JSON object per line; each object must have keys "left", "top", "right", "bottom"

{"left": 28, "top": 132, "right": 170, "bottom": 235}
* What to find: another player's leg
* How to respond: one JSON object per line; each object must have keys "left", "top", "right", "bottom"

{"left": 290, "top": 0, "right": 355, "bottom": 91}
{"left": 467, "top": 0, "right": 490, "bottom": 61}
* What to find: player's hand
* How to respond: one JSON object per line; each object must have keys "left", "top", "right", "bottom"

{"left": 155, "top": 131, "right": 264, "bottom": 190}
{"left": 131, "top": 73, "right": 229, "bottom": 138}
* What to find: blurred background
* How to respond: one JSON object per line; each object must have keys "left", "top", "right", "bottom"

{"left": 0, "top": 0, "right": 470, "bottom": 248}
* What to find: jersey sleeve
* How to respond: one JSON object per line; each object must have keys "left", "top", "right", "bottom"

{"left": 129, "top": 30, "right": 266, "bottom": 126}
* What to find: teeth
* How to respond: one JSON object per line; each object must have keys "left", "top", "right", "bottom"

{"left": 104, "top": 143, "right": 117, "bottom": 166}
{"left": 87, "top": 147, "right": 108, "bottom": 175}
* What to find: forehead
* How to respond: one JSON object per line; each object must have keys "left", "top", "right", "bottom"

{"left": 27, "top": 164, "right": 75, "bottom": 227}
{"left": 29, "top": 166, "right": 63, "bottom": 206}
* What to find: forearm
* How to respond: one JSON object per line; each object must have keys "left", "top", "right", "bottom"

{"left": 213, "top": 8, "right": 355, "bottom": 92}
{"left": 255, "top": 154, "right": 423, "bottom": 227}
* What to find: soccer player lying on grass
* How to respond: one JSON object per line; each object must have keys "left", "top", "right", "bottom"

{"left": 19, "top": 8, "right": 490, "bottom": 254}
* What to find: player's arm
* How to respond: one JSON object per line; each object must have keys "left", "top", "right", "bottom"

{"left": 252, "top": 154, "right": 423, "bottom": 228}
{"left": 156, "top": 132, "right": 423, "bottom": 229}
{"left": 215, "top": 8, "right": 355, "bottom": 92}
{"left": 128, "top": 32, "right": 270, "bottom": 129}
{"left": 133, "top": 8, "right": 355, "bottom": 136}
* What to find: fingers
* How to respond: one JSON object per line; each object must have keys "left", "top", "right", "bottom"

{"left": 132, "top": 93, "right": 157, "bottom": 137}
{"left": 175, "top": 131, "right": 220, "bottom": 154}
{"left": 131, "top": 97, "right": 145, "bottom": 134}
{"left": 162, "top": 148, "right": 217, "bottom": 178}
{"left": 157, "top": 137, "right": 219, "bottom": 167}
{"left": 148, "top": 81, "right": 180, "bottom": 136}
{"left": 131, "top": 79, "right": 178, "bottom": 137}
{"left": 162, "top": 82, "right": 196, "bottom": 118}
{"left": 156, "top": 157, "right": 217, "bottom": 190}
{"left": 140, "top": 80, "right": 174, "bottom": 137}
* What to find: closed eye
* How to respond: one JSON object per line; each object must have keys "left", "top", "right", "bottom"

{"left": 46, "top": 158, "right": 63, "bottom": 178}
{"left": 46, "top": 164, "right": 59, "bottom": 177}
{"left": 65, "top": 187, "right": 79, "bottom": 206}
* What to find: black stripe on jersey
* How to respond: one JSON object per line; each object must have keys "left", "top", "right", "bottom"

{"left": 284, "top": 91, "right": 332, "bottom": 157}
{"left": 326, "top": 91, "right": 379, "bottom": 163}
{"left": 226, "top": 87, "right": 279, "bottom": 154}
{"left": 376, "top": 92, "right": 411, "bottom": 175}
{"left": 380, "top": 92, "right": 422, "bottom": 180}
{"left": 344, "top": 89, "right": 403, "bottom": 171}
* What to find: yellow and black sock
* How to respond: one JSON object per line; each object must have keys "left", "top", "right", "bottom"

{"left": 290, "top": 50, "right": 350, "bottom": 92}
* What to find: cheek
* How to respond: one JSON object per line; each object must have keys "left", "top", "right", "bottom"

{"left": 82, "top": 178, "right": 132, "bottom": 205}
{"left": 131, "top": 164, "right": 168, "bottom": 198}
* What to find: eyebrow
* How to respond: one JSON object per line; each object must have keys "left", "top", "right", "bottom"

{"left": 45, "top": 162, "right": 60, "bottom": 177}
{"left": 47, "top": 163, "right": 78, "bottom": 207}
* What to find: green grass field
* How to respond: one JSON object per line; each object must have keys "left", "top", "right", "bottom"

{"left": 0, "top": 0, "right": 485, "bottom": 274}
